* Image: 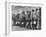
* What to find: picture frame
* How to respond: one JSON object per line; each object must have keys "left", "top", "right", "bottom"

{"left": 5, "top": 1, "right": 44, "bottom": 35}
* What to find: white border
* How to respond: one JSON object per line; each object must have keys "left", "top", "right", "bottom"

{"left": 6, "top": 1, "right": 44, "bottom": 35}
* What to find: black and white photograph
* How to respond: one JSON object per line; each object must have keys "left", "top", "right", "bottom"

{"left": 1, "top": 0, "right": 46, "bottom": 36}
{"left": 12, "top": 5, "right": 41, "bottom": 31}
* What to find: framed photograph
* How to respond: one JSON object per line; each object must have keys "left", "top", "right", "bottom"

{"left": 5, "top": 1, "right": 44, "bottom": 35}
